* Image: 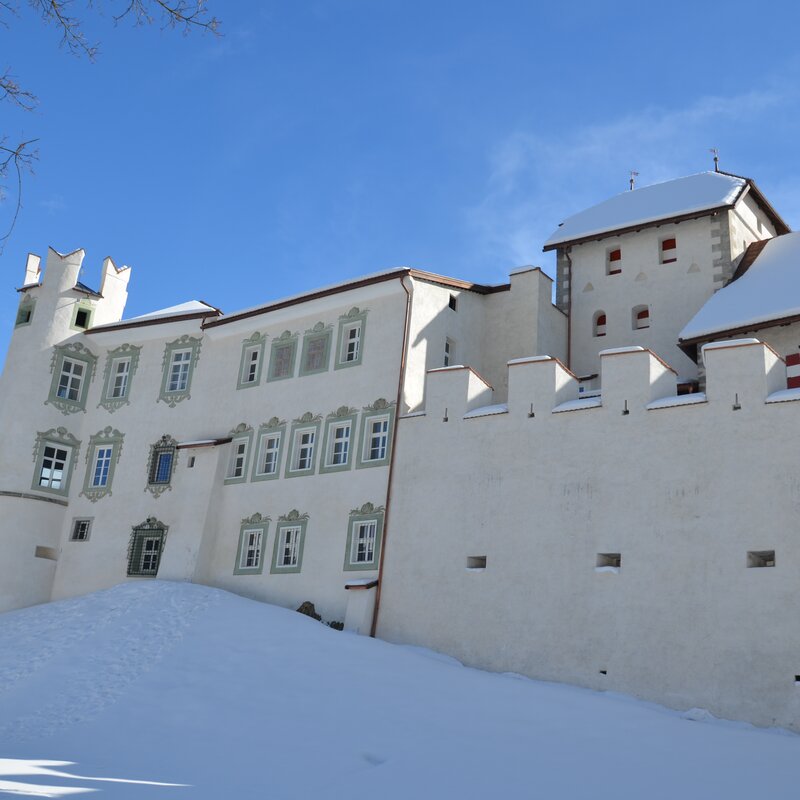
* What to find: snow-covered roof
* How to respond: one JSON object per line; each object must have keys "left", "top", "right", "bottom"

{"left": 125, "top": 300, "right": 217, "bottom": 322}
{"left": 680, "top": 234, "right": 800, "bottom": 341}
{"left": 543, "top": 172, "right": 746, "bottom": 249}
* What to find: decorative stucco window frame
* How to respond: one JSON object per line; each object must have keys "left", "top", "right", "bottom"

{"left": 81, "top": 426, "right": 125, "bottom": 502}
{"left": 46, "top": 342, "right": 98, "bottom": 415}
{"left": 299, "top": 322, "right": 332, "bottom": 377}
{"left": 237, "top": 332, "right": 267, "bottom": 390}
{"left": 356, "top": 398, "right": 396, "bottom": 470}
{"left": 319, "top": 406, "right": 358, "bottom": 474}
{"left": 145, "top": 434, "right": 178, "bottom": 497}
{"left": 285, "top": 412, "right": 322, "bottom": 478}
{"left": 99, "top": 344, "right": 141, "bottom": 412}
{"left": 334, "top": 307, "right": 367, "bottom": 370}
{"left": 343, "top": 502, "right": 385, "bottom": 571}
{"left": 270, "top": 510, "right": 309, "bottom": 575}
{"left": 69, "top": 299, "right": 96, "bottom": 331}
{"left": 234, "top": 512, "right": 270, "bottom": 575}
{"left": 251, "top": 417, "right": 287, "bottom": 482}
{"left": 31, "top": 427, "right": 81, "bottom": 497}
{"left": 266, "top": 331, "right": 298, "bottom": 382}
{"left": 15, "top": 294, "right": 36, "bottom": 327}
{"left": 127, "top": 517, "right": 168, "bottom": 578}
{"left": 158, "top": 335, "right": 202, "bottom": 407}
{"left": 225, "top": 423, "right": 254, "bottom": 485}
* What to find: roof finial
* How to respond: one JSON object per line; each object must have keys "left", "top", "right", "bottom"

{"left": 629, "top": 170, "right": 639, "bottom": 191}
{"left": 710, "top": 148, "right": 719, "bottom": 172}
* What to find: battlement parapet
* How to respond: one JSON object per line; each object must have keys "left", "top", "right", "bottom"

{"left": 408, "top": 339, "right": 791, "bottom": 423}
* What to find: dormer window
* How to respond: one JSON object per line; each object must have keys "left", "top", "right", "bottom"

{"left": 660, "top": 237, "right": 677, "bottom": 264}
{"left": 593, "top": 312, "right": 607, "bottom": 337}
{"left": 606, "top": 248, "right": 622, "bottom": 275}
{"left": 633, "top": 306, "right": 650, "bottom": 330}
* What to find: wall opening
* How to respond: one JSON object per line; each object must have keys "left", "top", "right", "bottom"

{"left": 466, "top": 555, "right": 487, "bottom": 570}
{"left": 747, "top": 550, "right": 775, "bottom": 568}
{"left": 595, "top": 553, "right": 621, "bottom": 571}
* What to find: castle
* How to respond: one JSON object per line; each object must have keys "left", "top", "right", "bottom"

{"left": 2, "top": 169, "right": 799, "bottom": 730}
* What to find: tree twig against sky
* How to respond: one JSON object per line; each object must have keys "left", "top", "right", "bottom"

{"left": 0, "top": 0, "right": 220, "bottom": 254}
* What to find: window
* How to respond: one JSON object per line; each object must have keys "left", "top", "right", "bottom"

{"left": 91, "top": 446, "right": 113, "bottom": 487}
{"left": 467, "top": 555, "right": 487, "bottom": 570}
{"left": 299, "top": 323, "right": 332, "bottom": 376}
{"left": 271, "top": 510, "right": 308, "bottom": 574}
{"left": 169, "top": 350, "right": 191, "bottom": 392}
{"left": 321, "top": 408, "right": 358, "bottom": 474}
{"left": 786, "top": 353, "right": 800, "bottom": 389}
{"left": 234, "top": 515, "right": 269, "bottom": 575}
{"left": 47, "top": 343, "right": 97, "bottom": 414}
{"left": 159, "top": 336, "right": 201, "bottom": 406}
{"left": 237, "top": 333, "right": 266, "bottom": 389}
{"left": 633, "top": 306, "right": 650, "bottom": 330}
{"left": 357, "top": 400, "right": 395, "bottom": 469}
{"left": 70, "top": 302, "right": 94, "bottom": 331}
{"left": 146, "top": 435, "right": 177, "bottom": 496}
{"left": 344, "top": 502, "right": 384, "bottom": 571}
{"left": 285, "top": 413, "right": 321, "bottom": 477}
{"left": 606, "top": 247, "right": 622, "bottom": 275}
{"left": 252, "top": 419, "right": 285, "bottom": 481}
{"left": 127, "top": 518, "right": 167, "bottom": 577}
{"left": 32, "top": 428, "right": 79, "bottom": 497}
{"left": 660, "top": 237, "right": 677, "bottom": 264}
{"left": 330, "top": 423, "right": 351, "bottom": 465}
{"left": 225, "top": 424, "right": 253, "bottom": 484}
{"left": 15, "top": 297, "right": 35, "bottom": 327}
{"left": 267, "top": 332, "right": 298, "bottom": 381}
{"left": 99, "top": 344, "right": 141, "bottom": 412}
{"left": 449, "top": 293, "right": 458, "bottom": 311}
{"left": 596, "top": 553, "right": 621, "bottom": 571}
{"left": 444, "top": 338, "right": 455, "bottom": 367}
{"left": 70, "top": 518, "right": 92, "bottom": 541}
{"left": 335, "top": 307, "right": 368, "bottom": 369}
{"left": 593, "top": 312, "right": 607, "bottom": 338}
{"left": 747, "top": 550, "right": 775, "bottom": 568}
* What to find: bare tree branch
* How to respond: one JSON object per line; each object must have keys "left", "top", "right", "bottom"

{"left": 0, "top": 70, "right": 38, "bottom": 110}
{"left": 0, "top": 138, "right": 39, "bottom": 254}
{"left": 28, "top": 0, "right": 99, "bottom": 59}
{"left": 113, "top": 0, "right": 220, "bottom": 34}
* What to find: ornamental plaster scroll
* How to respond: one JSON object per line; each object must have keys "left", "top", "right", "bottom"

{"left": 241, "top": 512, "right": 271, "bottom": 526}
{"left": 293, "top": 411, "right": 322, "bottom": 424}
{"left": 305, "top": 321, "right": 333, "bottom": 334}
{"left": 32, "top": 427, "right": 81, "bottom": 462}
{"left": 349, "top": 501, "right": 385, "bottom": 517}
{"left": 144, "top": 434, "right": 178, "bottom": 498}
{"left": 339, "top": 306, "right": 368, "bottom": 320}
{"left": 278, "top": 509, "right": 309, "bottom": 523}
{"left": 328, "top": 406, "right": 357, "bottom": 419}
{"left": 229, "top": 422, "right": 253, "bottom": 437}
{"left": 363, "top": 398, "right": 395, "bottom": 412}
{"left": 241, "top": 331, "right": 267, "bottom": 345}
{"left": 260, "top": 416, "right": 286, "bottom": 430}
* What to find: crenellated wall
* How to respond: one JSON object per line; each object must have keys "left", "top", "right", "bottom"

{"left": 377, "top": 339, "right": 800, "bottom": 730}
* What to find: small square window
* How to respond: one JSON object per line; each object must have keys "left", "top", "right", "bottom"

{"left": 74, "top": 308, "right": 90, "bottom": 329}
{"left": 448, "top": 294, "right": 458, "bottom": 311}
{"left": 71, "top": 518, "right": 92, "bottom": 541}
{"left": 747, "top": 550, "right": 775, "bottom": 568}
{"left": 466, "top": 555, "right": 487, "bottom": 570}
{"left": 15, "top": 306, "right": 33, "bottom": 326}
{"left": 596, "top": 553, "right": 621, "bottom": 570}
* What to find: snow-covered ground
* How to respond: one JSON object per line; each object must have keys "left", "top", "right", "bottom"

{"left": 0, "top": 582, "right": 798, "bottom": 798}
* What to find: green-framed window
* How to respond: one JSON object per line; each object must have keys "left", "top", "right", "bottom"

{"left": 299, "top": 322, "right": 332, "bottom": 376}
{"left": 285, "top": 412, "right": 322, "bottom": 478}
{"left": 81, "top": 426, "right": 124, "bottom": 502}
{"left": 127, "top": 517, "right": 168, "bottom": 577}
{"left": 237, "top": 332, "right": 266, "bottom": 389}
{"left": 335, "top": 307, "right": 368, "bottom": 369}
{"left": 31, "top": 427, "right": 81, "bottom": 497}
{"left": 344, "top": 502, "right": 385, "bottom": 571}
{"left": 319, "top": 406, "right": 357, "bottom": 474}
{"left": 270, "top": 510, "right": 308, "bottom": 574}
{"left": 70, "top": 300, "right": 95, "bottom": 332}
{"left": 145, "top": 434, "right": 178, "bottom": 497}
{"left": 158, "top": 335, "right": 202, "bottom": 407}
{"left": 267, "top": 331, "right": 298, "bottom": 382}
{"left": 225, "top": 423, "right": 253, "bottom": 485}
{"left": 356, "top": 399, "right": 396, "bottom": 469}
{"left": 15, "top": 295, "right": 36, "bottom": 327}
{"left": 99, "top": 344, "right": 141, "bottom": 412}
{"left": 46, "top": 343, "right": 98, "bottom": 415}
{"left": 234, "top": 513, "right": 270, "bottom": 575}
{"left": 251, "top": 418, "right": 286, "bottom": 482}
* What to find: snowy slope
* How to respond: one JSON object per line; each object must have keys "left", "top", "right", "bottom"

{"left": 0, "top": 582, "right": 798, "bottom": 799}
{"left": 680, "top": 232, "right": 800, "bottom": 341}
{"left": 544, "top": 172, "right": 745, "bottom": 248}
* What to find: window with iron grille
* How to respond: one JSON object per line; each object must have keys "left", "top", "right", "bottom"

{"left": 127, "top": 519, "right": 167, "bottom": 577}
{"left": 146, "top": 436, "right": 177, "bottom": 496}
{"left": 71, "top": 518, "right": 92, "bottom": 541}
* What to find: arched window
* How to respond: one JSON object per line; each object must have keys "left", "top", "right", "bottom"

{"left": 632, "top": 305, "right": 650, "bottom": 330}
{"left": 593, "top": 311, "right": 607, "bottom": 337}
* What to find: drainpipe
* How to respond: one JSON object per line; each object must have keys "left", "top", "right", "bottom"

{"left": 565, "top": 246, "right": 573, "bottom": 370}
{"left": 370, "top": 273, "right": 413, "bottom": 638}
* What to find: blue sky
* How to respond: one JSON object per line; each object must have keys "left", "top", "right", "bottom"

{"left": 2, "top": 0, "right": 800, "bottom": 356}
